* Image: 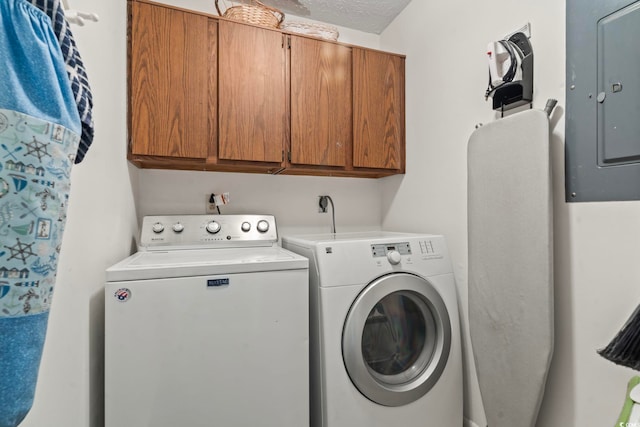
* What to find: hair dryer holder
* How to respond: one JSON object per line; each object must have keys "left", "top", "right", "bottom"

{"left": 490, "top": 32, "right": 533, "bottom": 112}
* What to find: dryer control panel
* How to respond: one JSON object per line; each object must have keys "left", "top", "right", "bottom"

{"left": 371, "top": 239, "right": 443, "bottom": 266}
{"left": 371, "top": 242, "right": 412, "bottom": 257}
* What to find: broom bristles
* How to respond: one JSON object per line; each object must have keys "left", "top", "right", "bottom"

{"left": 598, "top": 304, "right": 640, "bottom": 371}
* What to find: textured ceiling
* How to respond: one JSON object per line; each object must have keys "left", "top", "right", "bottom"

{"left": 263, "top": 0, "right": 411, "bottom": 34}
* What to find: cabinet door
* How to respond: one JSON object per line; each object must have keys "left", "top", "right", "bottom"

{"left": 218, "top": 21, "right": 286, "bottom": 163}
{"left": 353, "top": 48, "right": 404, "bottom": 170}
{"left": 129, "top": 1, "right": 211, "bottom": 159}
{"left": 290, "top": 36, "right": 352, "bottom": 167}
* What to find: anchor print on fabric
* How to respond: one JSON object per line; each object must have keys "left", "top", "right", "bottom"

{"left": 18, "top": 289, "right": 38, "bottom": 314}
{"left": 35, "top": 188, "right": 55, "bottom": 211}
{"left": 0, "top": 108, "right": 79, "bottom": 318}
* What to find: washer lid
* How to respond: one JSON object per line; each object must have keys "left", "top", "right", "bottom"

{"left": 106, "top": 246, "right": 308, "bottom": 282}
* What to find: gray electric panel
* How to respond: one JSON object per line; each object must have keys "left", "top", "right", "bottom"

{"left": 566, "top": 0, "right": 640, "bottom": 202}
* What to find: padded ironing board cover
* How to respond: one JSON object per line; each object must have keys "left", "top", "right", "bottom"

{"left": 468, "top": 109, "right": 553, "bottom": 427}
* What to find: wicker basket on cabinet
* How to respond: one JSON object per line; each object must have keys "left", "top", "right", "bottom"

{"left": 215, "top": 0, "right": 285, "bottom": 29}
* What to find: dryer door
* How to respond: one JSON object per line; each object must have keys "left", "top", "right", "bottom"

{"left": 342, "top": 272, "right": 452, "bottom": 407}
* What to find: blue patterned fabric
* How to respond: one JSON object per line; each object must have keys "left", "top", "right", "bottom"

{"left": 0, "top": 0, "right": 81, "bottom": 425}
{"left": 0, "top": 109, "right": 78, "bottom": 316}
{"left": 30, "top": 0, "right": 94, "bottom": 163}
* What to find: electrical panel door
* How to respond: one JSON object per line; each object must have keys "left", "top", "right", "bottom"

{"left": 597, "top": 2, "right": 640, "bottom": 166}
{"left": 566, "top": 0, "right": 640, "bottom": 201}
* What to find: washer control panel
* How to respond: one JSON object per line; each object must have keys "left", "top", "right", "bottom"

{"left": 140, "top": 214, "right": 278, "bottom": 249}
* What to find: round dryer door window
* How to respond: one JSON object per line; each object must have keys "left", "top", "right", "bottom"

{"left": 342, "top": 272, "right": 452, "bottom": 407}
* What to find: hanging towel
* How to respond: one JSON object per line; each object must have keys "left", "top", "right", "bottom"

{"left": 0, "top": 1, "right": 80, "bottom": 426}
{"left": 30, "top": 0, "right": 94, "bottom": 163}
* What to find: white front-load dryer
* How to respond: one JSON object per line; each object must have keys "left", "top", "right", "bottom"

{"left": 282, "top": 231, "right": 462, "bottom": 427}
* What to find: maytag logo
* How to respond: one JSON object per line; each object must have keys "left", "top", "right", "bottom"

{"left": 207, "top": 278, "right": 230, "bottom": 287}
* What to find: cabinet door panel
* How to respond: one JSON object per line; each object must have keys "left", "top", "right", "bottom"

{"left": 129, "top": 2, "right": 209, "bottom": 158}
{"left": 290, "top": 36, "right": 351, "bottom": 167}
{"left": 218, "top": 22, "right": 286, "bottom": 163}
{"left": 353, "top": 49, "right": 404, "bottom": 170}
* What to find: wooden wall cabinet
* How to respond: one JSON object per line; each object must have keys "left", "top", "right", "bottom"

{"left": 127, "top": 0, "right": 405, "bottom": 177}
{"left": 353, "top": 48, "right": 405, "bottom": 171}
{"left": 289, "top": 35, "right": 352, "bottom": 169}
{"left": 218, "top": 21, "right": 286, "bottom": 166}
{"left": 128, "top": 1, "right": 214, "bottom": 166}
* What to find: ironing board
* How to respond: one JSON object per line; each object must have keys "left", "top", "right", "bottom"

{"left": 468, "top": 109, "right": 554, "bottom": 427}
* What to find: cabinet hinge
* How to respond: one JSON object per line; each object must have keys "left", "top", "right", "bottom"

{"left": 287, "top": 151, "right": 291, "bottom": 162}
{"left": 287, "top": 36, "right": 291, "bottom": 49}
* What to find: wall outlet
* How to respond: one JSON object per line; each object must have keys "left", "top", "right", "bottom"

{"left": 318, "top": 195, "right": 328, "bottom": 213}
{"left": 206, "top": 194, "right": 217, "bottom": 214}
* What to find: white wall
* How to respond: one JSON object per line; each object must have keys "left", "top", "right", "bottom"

{"left": 380, "top": 1, "right": 639, "bottom": 426}
{"left": 138, "top": 169, "right": 383, "bottom": 237}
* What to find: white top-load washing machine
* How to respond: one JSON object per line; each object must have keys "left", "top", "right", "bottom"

{"left": 282, "top": 231, "right": 462, "bottom": 427}
{"left": 105, "top": 215, "right": 309, "bottom": 427}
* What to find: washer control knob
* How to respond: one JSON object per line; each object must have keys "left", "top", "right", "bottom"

{"left": 152, "top": 222, "right": 164, "bottom": 234}
{"left": 387, "top": 250, "right": 402, "bottom": 265}
{"left": 241, "top": 221, "right": 251, "bottom": 232}
{"left": 256, "top": 220, "right": 269, "bottom": 233}
{"left": 172, "top": 222, "right": 184, "bottom": 233}
{"left": 206, "top": 221, "right": 221, "bottom": 234}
